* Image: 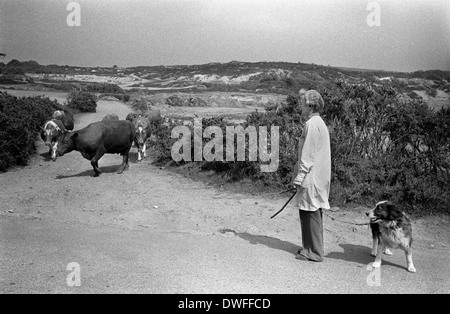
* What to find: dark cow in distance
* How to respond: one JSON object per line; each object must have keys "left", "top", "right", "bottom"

{"left": 53, "top": 109, "right": 74, "bottom": 131}
{"left": 126, "top": 110, "right": 143, "bottom": 122}
{"left": 102, "top": 114, "right": 119, "bottom": 121}
{"left": 56, "top": 120, "right": 134, "bottom": 177}
{"left": 145, "top": 107, "right": 161, "bottom": 121}
{"left": 40, "top": 119, "right": 67, "bottom": 161}
{"left": 126, "top": 107, "right": 161, "bottom": 123}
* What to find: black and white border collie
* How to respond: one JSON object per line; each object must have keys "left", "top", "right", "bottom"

{"left": 366, "top": 201, "right": 416, "bottom": 273}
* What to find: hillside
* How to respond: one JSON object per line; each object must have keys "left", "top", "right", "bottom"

{"left": 1, "top": 59, "right": 449, "bottom": 109}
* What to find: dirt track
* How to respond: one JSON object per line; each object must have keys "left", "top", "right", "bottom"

{"left": 1, "top": 100, "right": 449, "bottom": 294}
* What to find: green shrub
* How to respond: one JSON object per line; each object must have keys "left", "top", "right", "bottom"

{"left": 150, "top": 118, "right": 182, "bottom": 163}
{"left": 84, "top": 83, "right": 124, "bottom": 94}
{"left": 165, "top": 95, "right": 184, "bottom": 107}
{"left": 100, "top": 93, "right": 130, "bottom": 102}
{"left": 319, "top": 80, "right": 450, "bottom": 214}
{"left": 67, "top": 91, "right": 97, "bottom": 113}
{"left": 0, "top": 92, "right": 62, "bottom": 171}
{"left": 131, "top": 99, "right": 152, "bottom": 112}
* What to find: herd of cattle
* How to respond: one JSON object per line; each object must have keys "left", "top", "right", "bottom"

{"left": 40, "top": 108, "right": 161, "bottom": 177}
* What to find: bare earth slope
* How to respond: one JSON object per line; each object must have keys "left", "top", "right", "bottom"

{"left": 1, "top": 101, "right": 449, "bottom": 294}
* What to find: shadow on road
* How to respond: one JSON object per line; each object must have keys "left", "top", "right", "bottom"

{"left": 326, "top": 243, "right": 406, "bottom": 270}
{"left": 220, "top": 230, "right": 408, "bottom": 271}
{"left": 39, "top": 152, "right": 53, "bottom": 162}
{"left": 219, "top": 229, "right": 299, "bottom": 255}
{"left": 55, "top": 165, "right": 126, "bottom": 179}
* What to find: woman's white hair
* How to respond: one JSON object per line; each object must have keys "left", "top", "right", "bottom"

{"left": 299, "top": 89, "right": 324, "bottom": 112}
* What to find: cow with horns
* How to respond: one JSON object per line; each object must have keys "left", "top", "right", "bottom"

{"left": 56, "top": 120, "right": 135, "bottom": 177}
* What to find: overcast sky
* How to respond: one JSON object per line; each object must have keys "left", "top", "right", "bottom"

{"left": 0, "top": 0, "right": 449, "bottom": 72}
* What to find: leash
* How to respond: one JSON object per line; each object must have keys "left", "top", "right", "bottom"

{"left": 323, "top": 211, "right": 370, "bottom": 226}
{"left": 270, "top": 190, "right": 370, "bottom": 226}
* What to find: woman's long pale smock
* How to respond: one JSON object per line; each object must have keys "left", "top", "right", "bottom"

{"left": 292, "top": 113, "right": 331, "bottom": 212}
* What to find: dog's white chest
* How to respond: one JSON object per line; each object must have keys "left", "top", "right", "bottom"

{"left": 380, "top": 222, "right": 409, "bottom": 249}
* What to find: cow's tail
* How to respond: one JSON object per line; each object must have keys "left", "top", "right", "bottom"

{"left": 128, "top": 121, "right": 135, "bottom": 149}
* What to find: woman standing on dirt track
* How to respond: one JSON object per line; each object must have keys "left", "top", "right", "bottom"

{"left": 292, "top": 89, "right": 331, "bottom": 262}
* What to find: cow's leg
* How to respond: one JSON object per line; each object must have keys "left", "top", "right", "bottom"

{"left": 118, "top": 151, "right": 130, "bottom": 174}
{"left": 91, "top": 162, "right": 102, "bottom": 176}
{"left": 143, "top": 142, "right": 147, "bottom": 158}
{"left": 51, "top": 142, "right": 58, "bottom": 161}
{"left": 90, "top": 147, "right": 106, "bottom": 177}
{"left": 91, "top": 160, "right": 102, "bottom": 177}
{"left": 137, "top": 144, "right": 142, "bottom": 162}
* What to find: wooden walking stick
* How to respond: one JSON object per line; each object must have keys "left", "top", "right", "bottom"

{"left": 270, "top": 190, "right": 297, "bottom": 219}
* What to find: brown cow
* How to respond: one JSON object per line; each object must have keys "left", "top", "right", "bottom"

{"left": 56, "top": 120, "right": 134, "bottom": 177}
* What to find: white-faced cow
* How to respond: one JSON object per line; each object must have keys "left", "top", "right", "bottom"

{"left": 40, "top": 119, "right": 67, "bottom": 161}
{"left": 56, "top": 120, "right": 134, "bottom": 177}
{"left": 126, "top": 108, "right": 161, "bottom": 161}
{"left": 132, "top": 117, "right": 152, "bottom": 161}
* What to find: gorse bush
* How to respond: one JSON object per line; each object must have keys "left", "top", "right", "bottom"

{"left": 148, "top": 117, "right": 181, "bottom": 163}
{"left": 319, "top": 80, "right": 450, "bottom": 214}
{"left": 84, "top": 83, "right": 124, "bottom": 94}
{"left": 67, "top": 91, "right": 97, "bottom": 113}
{"left": 151, "top": 99, "right": 306, "bottom": 184}
{"left": 131, "top": 98, "right": 153, "bottom": 112}
{"left": 0, "top": 92, "right": 62, "bottom": 171}
{"left": 165, "top": 95, "right": 184, "bottom": 107}
{"left": 101, "top": 93, "right": 130, "bottom": 102}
